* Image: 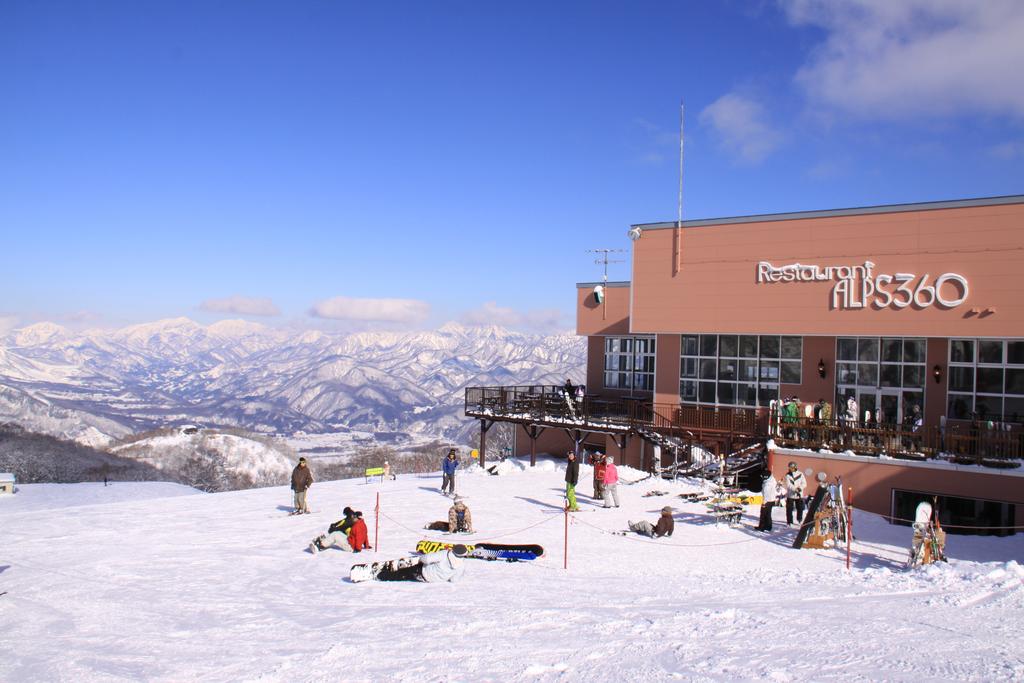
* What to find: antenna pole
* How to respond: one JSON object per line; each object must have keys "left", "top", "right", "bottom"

{"left": 675, "top": 102, "right": 684, "bottom": 276}
{"left": 586, "top": 249, "right": 624, "bottom": 321}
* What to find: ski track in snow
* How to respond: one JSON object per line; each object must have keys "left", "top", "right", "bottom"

{"left": 2, "top": 465, "right": 1024, "bottom": 682}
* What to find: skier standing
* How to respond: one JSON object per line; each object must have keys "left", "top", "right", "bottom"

{"left": 441, "top": 449, "right": 459, "bottom": 495}
{"left": 628, "top": 506, "right": 674, "bottom": 538}
{"left": 601, "top": 455, "right": 620, "bottom": 508}
{"left": 755, "top": 470, "right": 781, "bottom": 532}
{"left": 592, "top": 452, "right": 606, "bottom": 499}
{"left": 448, "top": 496, "right": 474, "bottom": 533}
{"left": 290, "top": 457, "right": 314, "bottom": 515}
{"left": 564, "top": 451, "right": 580, "bottom": 511}
{"left": 784, "top": 461, "right": 807, "bottom": 525}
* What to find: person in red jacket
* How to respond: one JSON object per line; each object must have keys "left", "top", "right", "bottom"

{"left": 348, "top": 512, "right": 371, "bottom": 553}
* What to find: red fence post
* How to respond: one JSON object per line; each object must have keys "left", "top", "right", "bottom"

{"left": 374, "top": 491, "right": 380, "bottom": 553}
{"left": 564, "top": 507, "right": 569, "bottom": 570}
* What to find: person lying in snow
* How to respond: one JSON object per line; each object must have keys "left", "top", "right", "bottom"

{"left": 309, "top": 507, "right": 369, "bottom": 553}
{"left": 628, "top": 507, "right": 675, "bottom": 538}
{"left": 368, "top": 545, "right": 468, "bottom": 582}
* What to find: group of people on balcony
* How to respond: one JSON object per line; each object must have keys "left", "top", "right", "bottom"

{"left": 773, "top": 396, "right": 924, "bottom": 449}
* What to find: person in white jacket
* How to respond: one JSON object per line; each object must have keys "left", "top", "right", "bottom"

{"left": 373, "top": 545, "right": 467, "bottom": 583}
{"left": 755, "top": 470, "right": 782, "bottom": 532}
{"left": 784, "top": 462, "right": 808, "bottom": 525}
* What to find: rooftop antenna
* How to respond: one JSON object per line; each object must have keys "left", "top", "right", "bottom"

{"left": 674, "top": 101, "right": 684, "bottom": 276}
{"left": 586, "top": 248, "right": 624, "bottom": 320}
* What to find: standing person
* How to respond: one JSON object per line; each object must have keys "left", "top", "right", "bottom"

{"left": 563, "top": 378, "right": 576, "bottom": 401}
{"left": 441, "top": 449, "right": 459, "bottom": 496}
{"left": 755, "top": 470, "right": 781, "bottom": 532}
{"left": 309, "top": 506, "right": 356, "bottom": 553}
{"left": 290, "top": 457, "right": 314, "bottom": 515}
{"left": 448, "top": 496, "right": 474, "bottom": 533}
{"left": 601, "top": 455, "right": 620, "bottom": 508}
{"left": 628, "top": 507, "right": 674, "bottom": 538}
{"left": 784, "top": 461, "right": 807, "bottom": 525}
{"left": 845, "top": 395, "right": 859, "bottom": 425}
{"left": 592, "top": 452, "right": 606, "bottom": 499}
{"left": 564, "top": 451, "right": 580, "bottom": 511}
{"left": 366, "top": 545, "right": 468, "bottom": 583}
{"left": 383, "top": 460, "right": 396, "bottom": 480}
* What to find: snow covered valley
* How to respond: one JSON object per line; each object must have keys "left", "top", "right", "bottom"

{"left": 2, "top": 463, "right": 1023, "bottom": 681}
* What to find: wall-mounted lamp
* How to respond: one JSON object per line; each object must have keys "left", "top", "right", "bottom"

{"left": 817, "top": 358, "right": 827, "bottom": 379}
{"left": 933, "top": 364, "right": 943, "bottom": 384}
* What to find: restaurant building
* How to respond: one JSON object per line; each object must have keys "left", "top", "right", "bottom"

{"left": 467, "top": 195, "right": 1024, "bottom": 530}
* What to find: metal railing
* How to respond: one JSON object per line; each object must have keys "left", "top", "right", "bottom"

{"left": 464, "top": 385, "right": 1024, "bottom": 468}
{"left": 769, "top": 416, "right": 1023, "bottom": 465}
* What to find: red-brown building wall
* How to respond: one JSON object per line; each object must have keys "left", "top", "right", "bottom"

{"left": 629, "top": 202, "right": 1024, "bottom": 337}
{"left": 768, "top": 447, "right": 1024, "bottom": 525}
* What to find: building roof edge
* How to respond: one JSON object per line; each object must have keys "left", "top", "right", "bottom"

{"left": 632, "top": 194, "right": 1024, "bottom": 230}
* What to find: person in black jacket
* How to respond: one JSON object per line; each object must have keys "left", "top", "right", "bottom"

{"left": 309, "top": 507, "right": 356, "bottom": 553}
{"left": 564, "top": 450, "right": 580, "bottom": 511}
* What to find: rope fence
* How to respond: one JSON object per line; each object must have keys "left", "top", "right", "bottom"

{"left": 848, "top": 505, "right": 1024, "bottom": 531}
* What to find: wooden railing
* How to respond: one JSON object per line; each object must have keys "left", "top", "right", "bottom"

{"left": 769, "top": 416, "right": 1023, "bottom": 465}
{"left": 465, "top": 386, "right": 1024, "bottom": 467}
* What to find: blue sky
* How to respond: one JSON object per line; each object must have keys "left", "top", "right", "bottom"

{"left": 3, "top": 1, "right": 1022, "bottom": 333}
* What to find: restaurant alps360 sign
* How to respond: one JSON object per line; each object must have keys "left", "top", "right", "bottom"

{"left": 756, "top": 261, "right": 969, "bottom": 310}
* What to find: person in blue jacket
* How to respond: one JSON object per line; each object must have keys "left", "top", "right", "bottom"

{"left": 441, "top": 448, "right": 459, "bottom": 496}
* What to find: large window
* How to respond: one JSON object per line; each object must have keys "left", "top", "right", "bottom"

{"left": 680, "top": 334, "right": 802, "bottom": 407}
{"left": 836, "top": 337, "right": 926, "bottom": 424}
{"left": 604, "top": 336, "right": 656, "bottom": 391}
{"left": 947, "top": 339, "right": 1024, "bottom": 423}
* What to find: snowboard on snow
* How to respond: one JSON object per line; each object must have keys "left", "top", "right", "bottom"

{"left": 349, "top": 556, "right": 420, "bottom": 583}
{"left": 792, "top": 487, "right": 828, "bottom": 549}
{"left": 415, "top": 539, "right": 544, "bottom": 561}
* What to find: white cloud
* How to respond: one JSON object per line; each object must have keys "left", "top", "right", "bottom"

{"left": 0, "top": 314, "right": 20, "bottom": 334}
{"left": 460, "top": 301, "right": 567, "bottom": 332}
{"left": 989, "top": 140, "right": 1024, "bottom": 160}
{"left": 782, "top": 0, "right": 1024, "bottom": 119}
{"left": 310, "top": 296, "right": 430, "bottom": 324}
{"left": 699, "top": 93, "right": 784, "bottom": 164}
{"left": 200, "top": 296, "right": 281, "bottom": 317}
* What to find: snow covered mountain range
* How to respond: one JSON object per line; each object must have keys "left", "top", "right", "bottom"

{"left": 0, "top": 319, "right": 584, "bottom": 445}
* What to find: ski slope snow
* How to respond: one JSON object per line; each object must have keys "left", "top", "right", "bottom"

{"left": 2, "top": 461, "right": 1023, "bottom": 682}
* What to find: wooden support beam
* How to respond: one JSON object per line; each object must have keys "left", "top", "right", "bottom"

{"left": 527, "top": 424, "right": 546, "bottom": 467}
{"left": 479, "top": 418, "right": 494, "bottom": 471}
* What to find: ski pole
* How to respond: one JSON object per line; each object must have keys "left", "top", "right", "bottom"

{"left": 846, "top": 487, "right": 853, "bottom": 571}
{"left": 374, "top": 492, "right": 380, "bottom": 553}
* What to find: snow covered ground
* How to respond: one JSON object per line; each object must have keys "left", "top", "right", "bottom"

{"left": 2, "top": 460, "right": 1023, "bottom": 682}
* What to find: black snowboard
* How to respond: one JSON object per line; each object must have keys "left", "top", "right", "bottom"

{"left": 792, "top": 487, "right": 828, "bottom": 549}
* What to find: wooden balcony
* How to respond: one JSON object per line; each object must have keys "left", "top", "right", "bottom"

{"left": 464, "top": 385, "right": 1024, "bottom": 468}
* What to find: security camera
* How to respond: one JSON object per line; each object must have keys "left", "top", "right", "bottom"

{"left": 627, "top": 227, "right": 642, "bottom": 241}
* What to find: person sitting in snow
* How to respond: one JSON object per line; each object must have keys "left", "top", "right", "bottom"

{"left": 348, "top": 511, "right": 371, "bottom": 553}
{"left": 309, "top": 507, "right": 356, "bottom": 553}
{"left": 448, "top": 496, "right": 474, "bottom": 533}
{"left": 371, "top": 544, "right": 468, "bottom": 583}
{"left": 628, "top": 506, "right": 674, "bottom": 538}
